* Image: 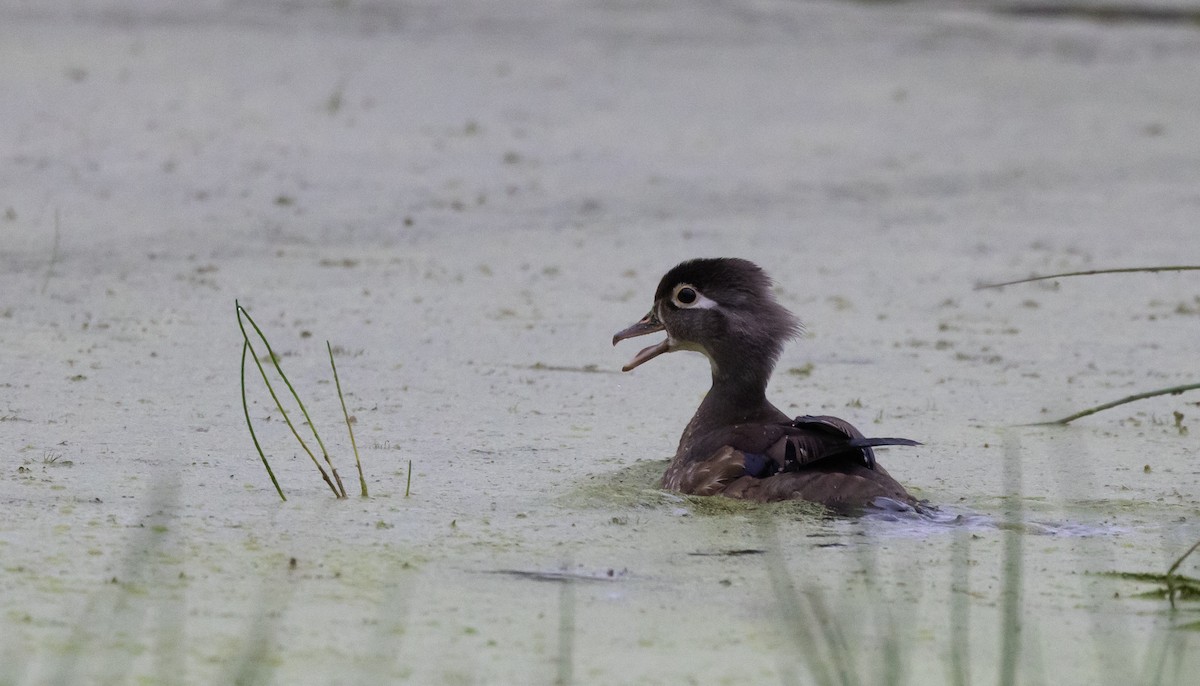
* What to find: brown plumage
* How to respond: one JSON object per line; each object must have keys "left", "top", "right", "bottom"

{"left": 613, "top": 258, "right": 920, "bottom": 512}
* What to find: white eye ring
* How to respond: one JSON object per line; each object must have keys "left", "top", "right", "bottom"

{"left": 671, "top": 283, "right": 718, "bottom": 309}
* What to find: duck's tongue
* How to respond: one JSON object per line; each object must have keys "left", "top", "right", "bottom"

{"left": 612, "top": 311, "right": 669, "bottom": 372}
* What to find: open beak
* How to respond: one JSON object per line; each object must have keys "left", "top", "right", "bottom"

{"left": 612, "top": 309, "right": 670, "bottom": 372}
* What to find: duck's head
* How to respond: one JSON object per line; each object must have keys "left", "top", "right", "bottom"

{"left": 613, "top": 258, "right": 802, "bottom": 378}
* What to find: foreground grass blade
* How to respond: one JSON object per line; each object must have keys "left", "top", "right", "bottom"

{"left": 242, "top": 340, "right": 286, "bottom": 501}
{"left": 555, "top": 568, "right": 576, "bottom": 686}
{"left": 329, "top": 341, "right": 367, "bottom": 497}
{"left": 976, "top": 265, "right": 1200, "bottom": 290}
{"left": 223, "top": 571, "right": 296, "bottom": 686}
{"left": 759, "top": 517, "right": 839, "bottom": 686}
{"left": 855, "top": 537, "right": 900, "bottom": 686}
{"left": 237, "top": 301, "right": 342, "bottom": 497}
{"left": 51, "top": 481, "right": 182, "bottom": 685}
{"left": 803, "top": 588, "right": 857, "bottom": 686}
{"left": 948, "top": 529, "right": 971, "bottom": 686}
{"left": 999, "top": 432, "right": 1024, "bottom": 686}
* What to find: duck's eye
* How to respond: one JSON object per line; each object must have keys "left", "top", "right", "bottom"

{"left": 675, "top": 286, "right": 698, "bottom": 306}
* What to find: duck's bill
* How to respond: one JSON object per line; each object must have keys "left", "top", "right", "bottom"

{"left": 619, "top": 338, "right": 670, "bottom": 372}
{"left": 612, "top": 312, "right": 669, "bottom": 372}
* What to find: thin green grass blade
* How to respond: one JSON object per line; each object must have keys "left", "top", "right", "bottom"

{"left": 1030, "top": 382, "right": 1200, "bottom": 426}
{"left": 976, "top": 265, "right": 1200, "bottom": 290}
{"left": 329, "top": 341, "right": 367, "bottom": 497}
{"left": 236, "top": 302, "right": 340, "bottom": 497}
{"left": 1165, "top": 539, "right": 1200, "bottom": 610}
{"left": 237, "top": 302, "right": 345, "bottom": 496}
{"left": 242, "top": 338, "right": 286, "bottom": 501}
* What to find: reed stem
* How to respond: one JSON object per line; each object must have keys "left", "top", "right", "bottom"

{"left": 242, "top": 340, "right": 286, "bottom": 501}
{"left": 1165, "top": 539, "right": 1200, "bottom": 610}
{"left": 1031, "top": 383, "right": 1200, "bottom": 425}
{"left": 236, "top": 302, "right": 341, "bottom": 497}
{"left": 329, "top": 341, "right": 367, "bottom": 497}
{"left": 976, "top": 265, "right": 1200, "bottom": 290}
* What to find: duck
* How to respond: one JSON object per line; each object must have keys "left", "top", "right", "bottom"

{"left": 612, "top": 257, "right": 920, "bottom": 511}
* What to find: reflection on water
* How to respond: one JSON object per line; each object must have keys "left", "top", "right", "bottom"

{"left": 861, "top": 500, "right": 1129, "bottom": 538}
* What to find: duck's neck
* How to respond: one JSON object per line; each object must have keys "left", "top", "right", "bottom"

{"left": 674, "top": 357, "right": 788, "bottom": 461}
{"left": 692, "top": 362, "right": 784, "bottom": 428}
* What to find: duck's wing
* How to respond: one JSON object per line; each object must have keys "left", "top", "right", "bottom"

{"left": 662, "top": 418, "right": 920, "bottom": 498}
{"left": 661, "top": 420, "right": 794, "bottom": 494}
{"left": 661, "top": 445, "right": 751, "bottom": 496}
{"left": 729, "top": 416, "right": 920, "bottom": 508}
{"left": 765, "top": 415, "right": 920, "bottom": 471}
